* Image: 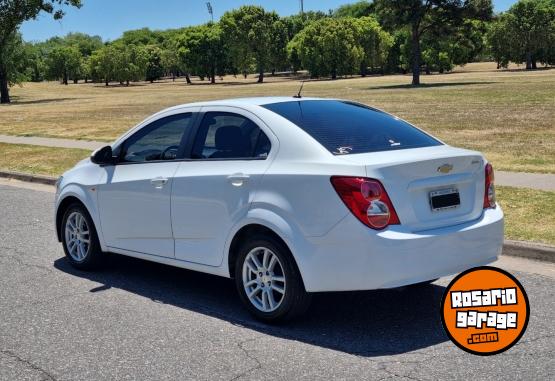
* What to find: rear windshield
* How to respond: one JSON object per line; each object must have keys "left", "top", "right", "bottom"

{"left": 262, "top": 100, "right": 442, "bottom": 155}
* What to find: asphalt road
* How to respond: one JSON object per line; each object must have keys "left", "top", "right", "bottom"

{"left": 1, "top": 180, "right": 553, "bottom": 381}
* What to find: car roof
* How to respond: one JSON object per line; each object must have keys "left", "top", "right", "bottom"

{"left": 161, "top": 97, "right": 340, "bottom": 112}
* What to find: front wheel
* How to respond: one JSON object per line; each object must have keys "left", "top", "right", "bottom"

{"left": 234, "top": 234, "right": 311, "bottom": 323}
{"left": 61, "top": 203, "right": 104, "bottom": 270}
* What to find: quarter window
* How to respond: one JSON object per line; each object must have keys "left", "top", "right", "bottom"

{"left": 192, "top": 112, "right": 271, "bottom": 159}
{"left": 121, "top": 113, "right": 193, "bottom": 163}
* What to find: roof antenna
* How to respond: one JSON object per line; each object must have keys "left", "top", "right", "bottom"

{"left": 293, "top": 81, "right": 305, "bottom": 98}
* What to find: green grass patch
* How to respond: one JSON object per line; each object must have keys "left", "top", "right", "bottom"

{"left": 0, "top": 143, "right": 91, "bottom": 177}
{"left": 497, "top": 186, "right": 555, "bottom": 246}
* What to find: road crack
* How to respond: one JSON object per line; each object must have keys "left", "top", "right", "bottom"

{"left": 1, "top": 349, "right": 57, "bottom": 381}
{"left": 230, "top": 337, "right": 263, "bottom": 381}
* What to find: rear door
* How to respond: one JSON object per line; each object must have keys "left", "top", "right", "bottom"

{"left": 97, "top": 110, "right": 198, "bottom": 257}
{"left": 171, "top": 107, "right": 275, "bottom": 266}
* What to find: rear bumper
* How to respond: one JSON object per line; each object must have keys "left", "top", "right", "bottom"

{"left": 297, "top": 206, "right": 504, "bottom": 292}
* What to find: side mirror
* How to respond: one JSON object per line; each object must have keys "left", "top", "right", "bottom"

{"left": 91, "top": 146, "right": 116, "bottom": 166}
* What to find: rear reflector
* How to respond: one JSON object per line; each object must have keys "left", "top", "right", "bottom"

{"left": 331, "top": 177, "right": 400, "bottom": 230}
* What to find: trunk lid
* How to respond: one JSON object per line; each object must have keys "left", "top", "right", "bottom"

{"left": 337, "top": 146, "right": 486, "bottom": 231}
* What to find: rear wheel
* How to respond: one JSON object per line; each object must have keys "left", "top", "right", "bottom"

{"left": 61, "top": 203, "right": 104, "bottom": 270}
{"left": 234, "top": 234, "right": 311, "bottom": 322}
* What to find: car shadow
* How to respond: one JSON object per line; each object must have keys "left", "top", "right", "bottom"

{"left": 54, "top": 254, "right": 449, "bottom": 357}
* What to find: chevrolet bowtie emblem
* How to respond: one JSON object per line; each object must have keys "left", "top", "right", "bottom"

{"left": 437, "top": 164, "right": 454, "bottom": 174}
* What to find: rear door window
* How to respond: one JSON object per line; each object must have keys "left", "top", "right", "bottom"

{"left": 262, "top": 100, "right": 442, "bottom": 155}
{"left": 191, "top": 112, "right": 271, "bottom": 159}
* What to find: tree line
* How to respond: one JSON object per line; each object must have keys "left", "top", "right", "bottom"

{"left": 1, "top": 0, "right": 554, "bottom": 103}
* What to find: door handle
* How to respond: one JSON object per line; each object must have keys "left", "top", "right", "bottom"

{"left": 227, "top": 173, "right": 250, "bottom": 187}
{"left": 150, "top": 177, "right": 169, "bottom": 189}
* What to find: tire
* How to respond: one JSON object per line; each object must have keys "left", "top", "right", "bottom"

{"left": 234, "top": 233, "right": 311, "bottom": 323}
{"left": 61, "top": 203, "right": 104, "bottom": 270}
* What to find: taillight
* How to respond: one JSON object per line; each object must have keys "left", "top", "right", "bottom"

{"left": 331, "top": 176, "right": 400, "bottom": 230}
{"left": 484, "top": 163, "right": 496, "bottom": 209}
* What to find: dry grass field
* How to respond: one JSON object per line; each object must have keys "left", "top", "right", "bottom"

{"left": 1, "top": 62, "right": 554, "bottom": 173}
{"left": 1, "top": 62, "right": 554, "bottom": 245}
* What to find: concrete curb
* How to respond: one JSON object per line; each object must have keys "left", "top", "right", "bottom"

{"left": 0, "top": 170, "right": 57, "bottom": 186}
{"left": 1, "top": 170, "right": 554, "bottom": 262}
{"left": 503, "top": 240, "right": 555, "bottom": 263}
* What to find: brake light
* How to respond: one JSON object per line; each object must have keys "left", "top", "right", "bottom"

{"left": 331, "top": 176, "right": 400, "bottom": 230}
{"left": 484, "top": 163, "right": 496, "bottom": 209}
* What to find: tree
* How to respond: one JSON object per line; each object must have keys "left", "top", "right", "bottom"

{"left": 89, "top": 45, "right": 117, "bottom": 86}
{"left": 0, "top": 32, "right": 29, "bottom": 97}
{"left": 506, "top": 0, "right": 555, "bottom": 69}
{"left": 143, "top": 45, "right": 164, "bottom": 83}
{"left": 375, "top": 0, "right": 492, "bottom": 85}
{"left": 268, "top": 19, "right": 289, "bottom": 74}
{"left": 487, "top": 15, "right": 511, "bottom": 68}
{"left": 282, "top": 11, "right": 329, "bottom": 40}
{"left": 486, "top": 1, "right": 555, "bottom": 69}
{"left": 64, "top": 32, "right": 102, "bottom": 56}
{"left": 45, "top": 45, "right": 81, "bottom": 84}
{"left": 161, "top": 47, "right": 181, "bottom": 81}
{"left": 220, "top": 5, "right": 279, "bottom": 83}
{"left": 333, "top": 1, "right": 374, "bottom": 18}
{"left": 0, "top": 0, "right": 82, "bottom": 103}
{"left": 288, "top": 18, "right": 364, "bottom": 79}
{"left": 176, "top": 24, "right": 227, "bottom": 84}
{"left": 352, "top": 16, "right": 394, "bottom": 76}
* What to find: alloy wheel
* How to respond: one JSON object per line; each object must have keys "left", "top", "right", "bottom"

{"left": 242, "top": 247, "right": 286, "bottom": 312}
{"left": 64, "top": 211, "right": 91, "bottom": 262}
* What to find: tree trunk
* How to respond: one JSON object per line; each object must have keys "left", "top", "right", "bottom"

{"left": 258, "top": 69, "right": 264, "bottom": 83}
{"left": 210, "top": 66, "right": 216, "bottom": 84}
{"left": 63, "top": 71, "right": 68, "bottom": 85}
{"left": 73, "top": 78, "right": 78, "bottom": 84}
{"left": 105, "top": 79, "right": 109, "bottom": 86}
{"left": 243, "top": 72, "right": 247, "bottom": 79}
{"left": 172, "top": 73, "right": 176, "bottom": 82}
{"left": 360, "top": 62, "right": 367, "bottom": 77}
{"left": 185, "top": 74, "right": 192, "bottom": 84}
{"left": 331, "top": 67, "right": 337, "bottom": 80}
{"left": 0, "top": 63, "right": 9, "bottom": 104}
{"left": 532, "top": 59, "right": 537, "bottom": 70}
{"left": 411, "top": 24, "right": 421, "bottom": 86}
{"left": 271, "top": 69, "right": 276, "bottom": 76}
{"left": 126, "top": 80, "right": 130, "bottom": 86}
{"left": 525, "top": 51, "right": 532, "bottom": 70}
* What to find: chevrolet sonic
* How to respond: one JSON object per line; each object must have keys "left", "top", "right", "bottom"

{"left": 54, "top": 97, "right": 504, "bottom": 322}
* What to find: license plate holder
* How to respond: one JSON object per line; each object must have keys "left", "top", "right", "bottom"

{"left": 429, "top": 188, "right": 460, "bottom": 212}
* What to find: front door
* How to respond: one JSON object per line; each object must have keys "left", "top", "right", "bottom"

{"left": 98, "top": 111, "right": 196, "bottom": 257}
{"left": 171, "top": 108, "right": 275, "bottom": 266}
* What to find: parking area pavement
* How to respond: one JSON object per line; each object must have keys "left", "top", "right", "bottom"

{"left": 0, "top": 181, "right": 554, "bottom": 380}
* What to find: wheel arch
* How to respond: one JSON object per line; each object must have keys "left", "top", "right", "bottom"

{"left": 55, "top": 192, "right": 99, "bottom": 244}
{"left": 226, "top": 217, "right": 309, "bottom": 293}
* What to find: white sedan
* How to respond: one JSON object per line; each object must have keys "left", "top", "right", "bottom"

{"left": 55, "top": 97, "right": 504, "bottom": 322}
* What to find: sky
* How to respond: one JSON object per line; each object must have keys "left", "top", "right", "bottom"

{"left": 20, "top": 0, "right": 518, "bottom": 42}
